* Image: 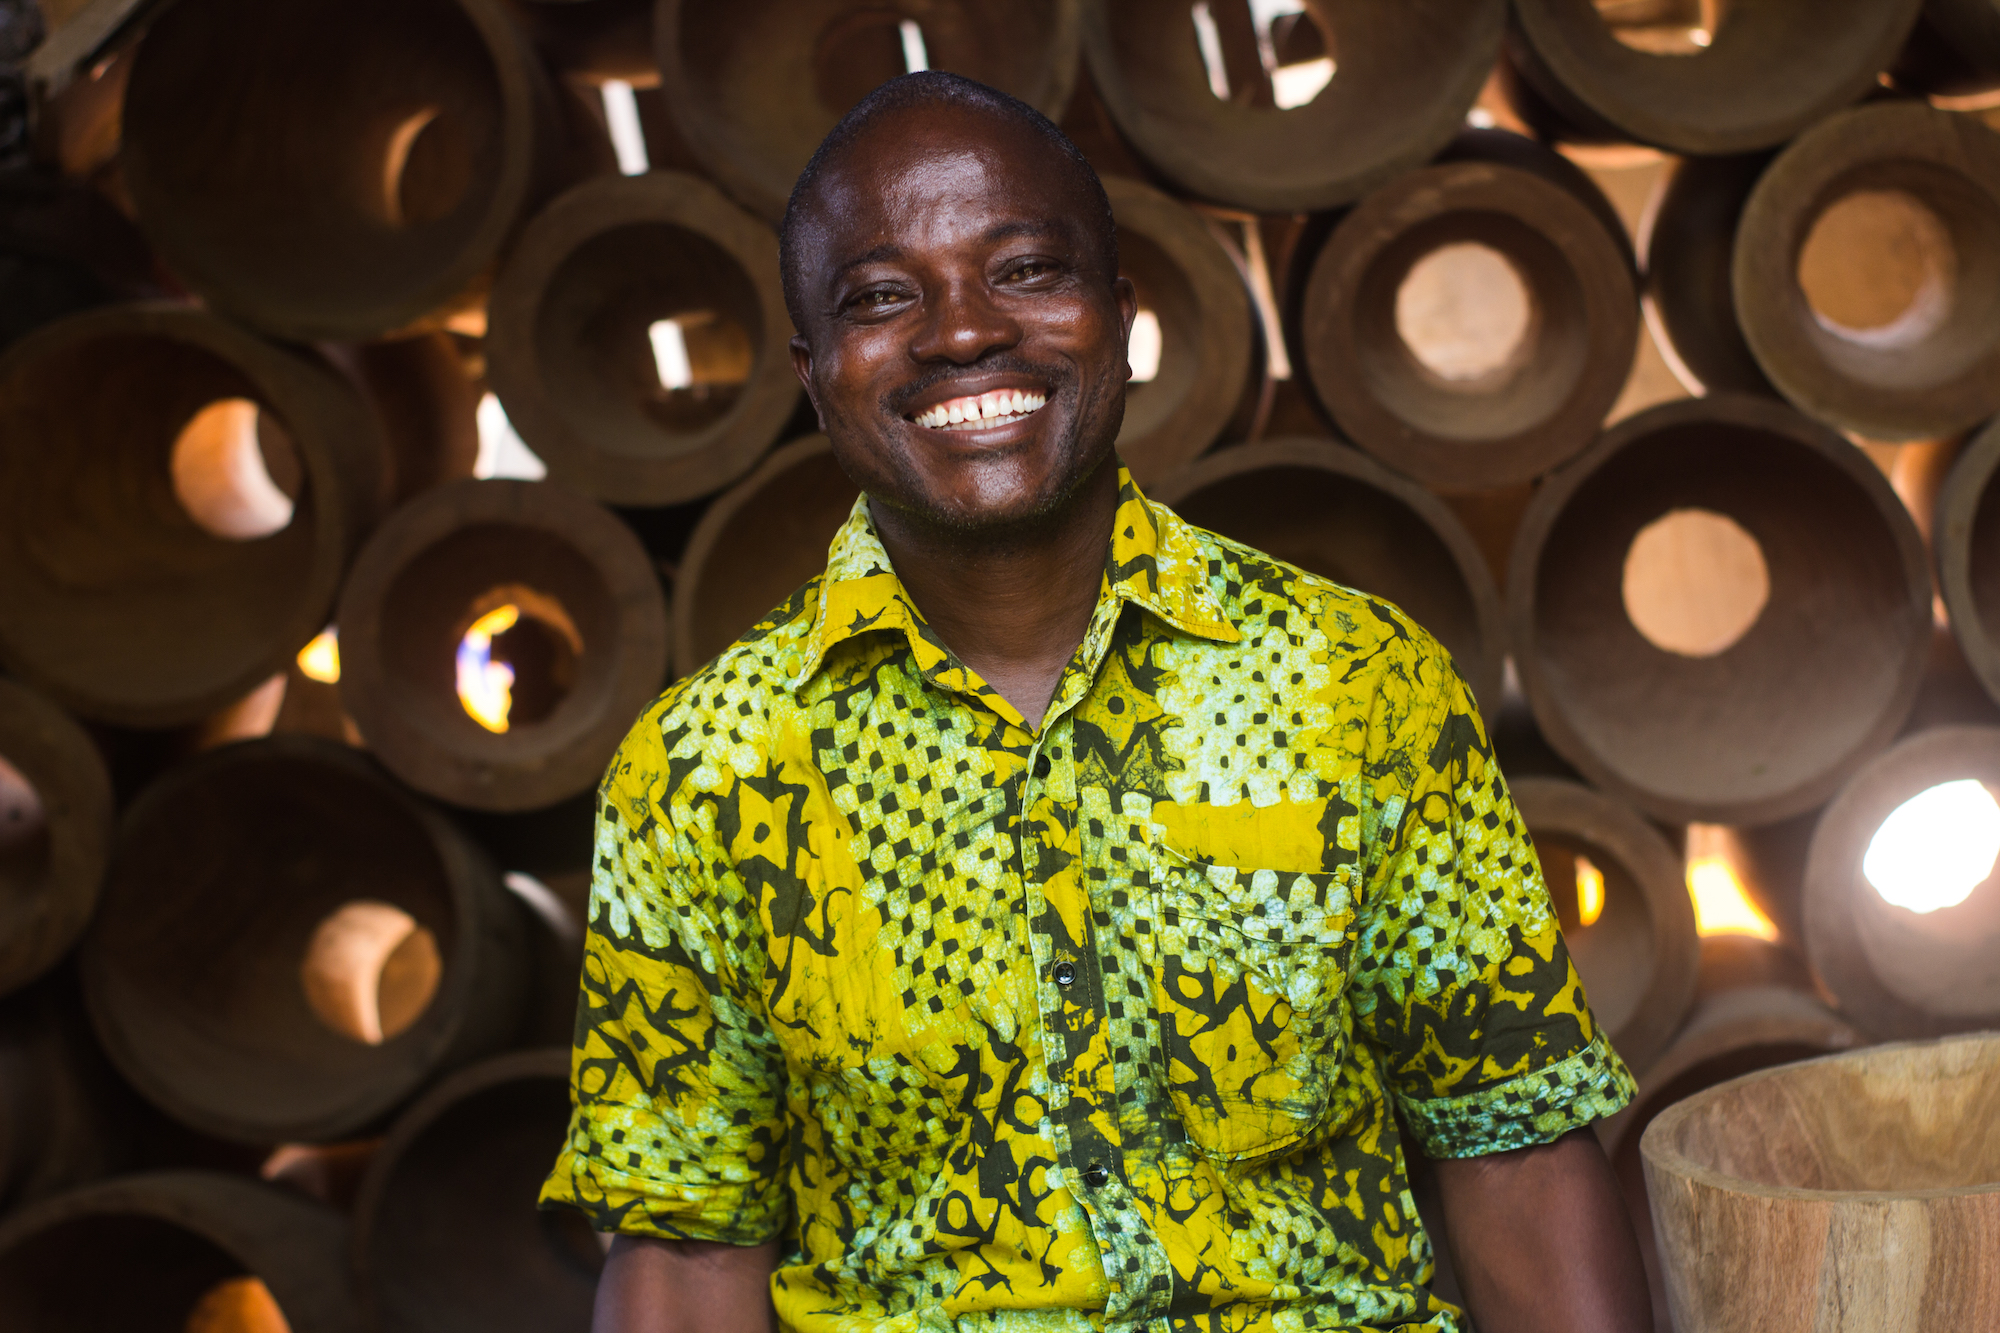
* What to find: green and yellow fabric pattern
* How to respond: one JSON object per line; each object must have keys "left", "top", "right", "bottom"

{"left": 541, "top": 464, "right": 1634, "bottom": 1331}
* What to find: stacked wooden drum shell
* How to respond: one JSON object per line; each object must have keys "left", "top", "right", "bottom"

{"left": 6, "top": 0, "right": 2000, "bottom": 1324}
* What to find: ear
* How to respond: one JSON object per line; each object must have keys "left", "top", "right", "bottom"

{"left": 789, "top": 335, "right": 826, "bottom": 429}
{"left": 1113, "top": 276, "right": 1139, "bottom": 382}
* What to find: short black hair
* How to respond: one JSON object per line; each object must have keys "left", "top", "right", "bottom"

{"left": 779, "top": 71, "right": 1118, "bottom": 331}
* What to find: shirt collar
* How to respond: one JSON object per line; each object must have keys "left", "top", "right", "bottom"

{"left": 787, "top": 462, "right": 1239, "bottom": 694}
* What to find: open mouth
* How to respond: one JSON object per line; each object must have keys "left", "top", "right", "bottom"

{"left": 908, "top": 389, "right": 1048, "bottom": 432}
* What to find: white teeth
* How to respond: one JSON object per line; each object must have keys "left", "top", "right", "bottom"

{"left": 911, "top": 391, "right": 1048, "bottom": 430}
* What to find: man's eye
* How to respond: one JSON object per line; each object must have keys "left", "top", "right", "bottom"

{"left": 1010, "top": 261, "right": 1055, "bottom": 281}
{"left": 851, "top": 289, "right": 901, "bottom": 311}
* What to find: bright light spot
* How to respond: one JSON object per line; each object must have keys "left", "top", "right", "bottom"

{"left": 898, "top": 19, "right": 928, "bottom": 72}
{"left": 475, "top": 392, "right": 546, "bottom": 481}
{"left": 649, "top": 318, "right": 695, "bottom": 391}
{"left": 1128, "top": 309, "right": 1163, "bottom": 383}
{"left": 185, "top": 1275, "right": 292, "bottom": 1333}
{"left": 296, "top": 629, "right": 340, "bottom": 684}
{"left": 172, "top": 399, "right": 295, "bottom": 540}
{"left": 599, "top": 79, "right": 649, "bottom": 177}
{"left": 381, "top": 107, "right": 440, "bottom": 228}
{"left": 1191, "top": 2, "right": 1230, "bottom": 100}
{"left": 456, "top": 604, "right": 519, "bottom": 733}
{"left": 1863, "top": 780, "right": 2000, "bottom": 914}
{"left": 1689, "top": 27, "right": 1711, "bottom": 45}
{"left": 1396, "top": 243, "right": 1532, "bottom": 381}
{"left": 1270, "top": 57, "right": 1335, "bottom": 109}
{"left": 1576, "top": 854, "right": 1606, "bottom": 927}
{"left": 299, "top": 901, "right": 440, "bottom": 1045}
{"left": 1623, "top": 509, "right": 1769, "bottom": 658}
{"left": 1466, "top": 107, "right": 1497, "bottom": 129}
{"left": 505, "top": 870, "right": 583, "bottom": 945}
{"left": 1685, "top": 824, "right": 1779, "bottom": 940}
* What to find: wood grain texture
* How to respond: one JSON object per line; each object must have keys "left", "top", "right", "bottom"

{"left": 1643, "top": 1032, "right": 2000, "bottom": 1331}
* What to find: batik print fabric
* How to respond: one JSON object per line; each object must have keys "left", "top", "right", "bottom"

{"left": 541, "top": 465, "right": 1635, "bottom": 1332}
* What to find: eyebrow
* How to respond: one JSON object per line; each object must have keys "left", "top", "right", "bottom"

{"left": 826, "top": 219, "right": 1072, "bottom": 284}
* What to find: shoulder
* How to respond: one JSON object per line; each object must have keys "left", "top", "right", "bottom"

{"left": 1185, "top": 522, "right": 1463, "bottom": 711}
{"left": 603, "top": 574, "right": 824, "bottom": 817}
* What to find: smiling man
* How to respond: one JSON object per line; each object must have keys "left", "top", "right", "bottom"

{"left": 543, "top": 72, "right": 1651, "bottom": 1333}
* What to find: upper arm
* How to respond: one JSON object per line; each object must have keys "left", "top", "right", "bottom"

{"left": 1345, "top": 640, "right": 1635, "bottom": 1159}
{"left": 540, "top": 713, "right": 792, "bottom": 1245}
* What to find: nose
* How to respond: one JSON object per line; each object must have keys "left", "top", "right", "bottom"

{"left": 907, "top": 276, "right": 1022, "bottom": 365}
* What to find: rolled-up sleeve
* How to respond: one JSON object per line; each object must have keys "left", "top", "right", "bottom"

{"left": 539, "top": 715, "right": 791, "bottom": 1243}
{"left": 1347, "top": 655, "right": 1635, "bottom": 1160}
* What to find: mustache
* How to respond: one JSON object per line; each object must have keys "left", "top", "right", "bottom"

{"left": 882, "top": 354, "right": 1068, "bottom": 418}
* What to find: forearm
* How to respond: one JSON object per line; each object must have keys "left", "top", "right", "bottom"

{"left": 1430, "top": 1127, "right": 1651, "bottom": 1333}
{"left": 593, "top": 1235, "right": 781, "bottom": 1333}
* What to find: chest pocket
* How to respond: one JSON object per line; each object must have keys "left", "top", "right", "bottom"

{"left": 1147, "top": 849, "right": 1359, "bottom": 1165}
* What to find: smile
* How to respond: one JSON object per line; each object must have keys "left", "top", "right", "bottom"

{"left": 909, "top": 389, "right": 1047, "bottom": 432}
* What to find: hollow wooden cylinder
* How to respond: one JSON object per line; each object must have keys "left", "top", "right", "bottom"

{"left": 486, "top": 171, "right": 799, "bottom": 505}
{"left": 354, "top": 1050, "right": 597, "bottom": 1331}
{"left": 1509, "top": 394, "right": 1931, "bottom": 826}
{"left": 0, "top": 682, "right": 111, "bottom": 999}
{"left": 1642, "top": 1032, "right": 2000, "bottom": 1331}
{"left": 122, "top": 0, "right": 564, "bottom": 341}
{"left": 0, "top": 304, "right": 380, "bottom": 727}
{"left": 1938, "top": 417, "right": 2000, "bottom": 710}
{"left": 1149, "top": 437, "right": 1504, "bottom": 709}
{"left": 657, "top": 0, "right": 1083, "bottom": 222}
{"left": 0, "top": 982, "right": 131, "bottom": 1214}
{"left": 0, "top": 1170, "right": 362, "bottom": 1332}
{"left": 1299, "top": 142, "right": 1637, "bottom": 492}
{"left": 1506, "top": 0, "right": 1921, "bottom": 154}
{"left": 80, "top": 737, "right": 528, "bottom": 1144}
{"left": 1803, "top": 725, "right": 2000, "bottom": 1040}
{"left": 1511, "top": 777, "right": 1699, "bottom": 1078}
{"left": 1106, "top": 176, "right": 1252, "bottom": 486}
{"left": 1734, "top": 103, "right": 2000, "bottom": 443}
{"left": 338, "top": 479, "right": 669, "bottom": 811}
{"left": 1084, "top": 0, "right": 1503, "bottom": 213}
{"left": 1637, "top": 151, "right": 1778, "bottom": 398}
{"left": 674, "top": 435, "right": 860, "bottom": 678}
{"left": 1893, "top": 0, "right": 2000, "bottom": 96}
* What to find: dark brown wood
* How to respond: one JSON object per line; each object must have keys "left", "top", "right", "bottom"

{"left": 1508, "top": 394, "right": 1931, "bottom": 826}
{"left": 1938, "top": 417, "right": 2000, "bottom": 710}
{"left": 1893, "top": 0, "right": 2000, "bottom": 96}
{"left": 0, "top": 681, "right": 111, "bottom": 998}
{"left": 352, "top": 1049, "right": 597, "bottom": 1331}
{"left": 121, "top": 0, "right": 570, "bottom": 341}
{"left": 1084, "top": 0, "right": 1504, "bottom": 212}
{"left": 1510, "top": 776, "right": 1699, "bottom": 1078}
{"left": 337, "top": 479, "right": 670, "bottom": 811}
{"left": 1803, "top": 724, "right": 2000, "bottom": 1040}
{"left": 323, "top": 333, "right": 482, "bottom": 511}
{"left": 1636, "top": 151, "right": 1779, "bottom": 398}
{"left": 673, "top": 435, "right": 860, "bottom": 678}
{"left": 1148, "top": 437, "right": 1505, "bottom": 709}
{"left": 1642, "top": 1033, "right": 2000, "bottom": 1330}
{"left": 505, "top": 0, "right": 658, "bottom": 85}
{"left": 1104, "top": 176, "right": 1252, "bottom": 486}
{"left": 486, "top": 171, "right": 799, "bottom": 505}
{"left": 0, "top": 979, "right": 133, "bottom": 1215}
{"left": 657, "top": 0, "right": 1084, "bottom": 222}
{"left": 0, "top": 1170, "right": 362, "bottom": 1331}
{"left": 1299, "top": 141, "right": 1636, "bottom": 493}
{"left": 1506, "top": 0, "right": 1922, "bottom": 154}
{"left": 79, "top": 737, "right": 529, "bottom": 1144}
{"left": 0, "top": 303, "right": 381, "bottom": 727}
{"left": 1735, "top": 102, "right": 2000, "bottom": 443}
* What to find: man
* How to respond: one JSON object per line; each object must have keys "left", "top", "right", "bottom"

{"left": 543, "top": 71, "right": 1651, "bottom": 1332}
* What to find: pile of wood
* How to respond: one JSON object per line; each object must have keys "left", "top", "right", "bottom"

{"left": 1, "top": 0, "right": 1997, "bottom": 1327}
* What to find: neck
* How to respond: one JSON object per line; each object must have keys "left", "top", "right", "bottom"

{"left": 869, "top": 457, "right": 1120, "bottom": 731}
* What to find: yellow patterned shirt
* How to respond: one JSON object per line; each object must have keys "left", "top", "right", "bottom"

{"left": 541, "top": 464, "right": 1634, "bottom": 1331}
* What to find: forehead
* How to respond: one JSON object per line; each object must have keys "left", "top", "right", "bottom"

{"left": 800, "top": 105, "right": 1092, "bottom": 264}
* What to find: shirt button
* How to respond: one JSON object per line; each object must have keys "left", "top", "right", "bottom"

{"left": 1082, "top": 1162, "right": 1110, "bottom": 1188}
{"left": 1053, "top": 961, "right": 1076, "bottom": 988}
{"left": 1035, "top": 754, "right": 1051, "bottom": 778}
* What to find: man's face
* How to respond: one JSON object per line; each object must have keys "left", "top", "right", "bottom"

{"left": 788, "top": 106, "right": 1137, "bottom": 536}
